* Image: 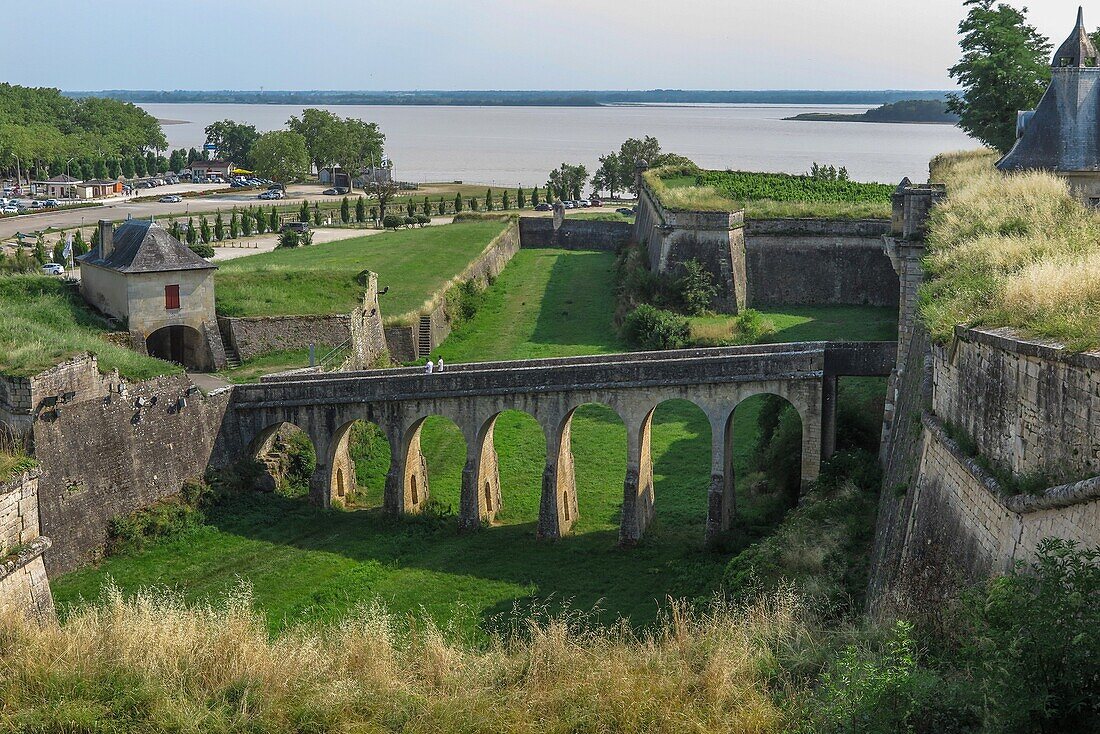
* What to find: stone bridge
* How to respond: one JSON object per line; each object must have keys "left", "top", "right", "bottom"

{"left": 226, "top": 342, "right": 895, "bottom": 545}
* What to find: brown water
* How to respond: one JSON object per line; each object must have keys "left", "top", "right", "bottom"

{"left": 138, "top": 102, "right": 974, "bottom": 187}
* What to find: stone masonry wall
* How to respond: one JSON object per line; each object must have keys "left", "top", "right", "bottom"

{"left": 518, "top": 217, "right": 633, "bottom": 251}
{"left": 1, "top": 354, "right": 113, "bottom": 439}
{"left": 0, "top": 472, "right": 55, "bottom": 623}
{"left": 32, "top": 366, "right": 231, "bottom": 574}
{"left": 744, "top": 219, "right": 897, "bottom": 307}
{"left": 933, "top": 327, "right": 1100, "bottom": 480}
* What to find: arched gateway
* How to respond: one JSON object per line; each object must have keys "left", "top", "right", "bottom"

{"left": 225, "top": 342, "right": 895, "bottom": 546}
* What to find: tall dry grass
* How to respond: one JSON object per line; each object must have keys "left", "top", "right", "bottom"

{"left": 922, "top": 151, "right": 1100, "bottom": 350}
{"left": 0, "top": 585, "right": 807, "bottom": 733}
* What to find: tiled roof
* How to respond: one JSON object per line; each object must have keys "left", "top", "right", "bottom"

{"left": 77, "top": 220, "right": 216, "bottom": 273}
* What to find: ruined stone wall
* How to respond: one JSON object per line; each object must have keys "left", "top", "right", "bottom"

{"left": 744, "top": 219, "right": 897, "bottom": 307}
{"left": 518, "top": 217, "right": 632, "bottom": 251}
{"left": 0, "top": 472, "right": 55, "bottom": 623}
{"left": 31, "top": 363, "right": 231, "bottom": 574}
{"left": 384, "top": 221, "right": 520, "bottom": 362}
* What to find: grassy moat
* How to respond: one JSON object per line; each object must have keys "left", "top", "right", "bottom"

{"left": 53, "top": 248, "right": 896, "bottom": 635}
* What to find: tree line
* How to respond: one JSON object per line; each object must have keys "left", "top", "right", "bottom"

{"left": 546, "top": 136, "right": 693, "bottom": 201}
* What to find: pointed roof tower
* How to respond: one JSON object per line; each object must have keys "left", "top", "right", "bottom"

{"left": 1053, "top": 7, "right": 1098, "bottom": 68}
{"left": 998, "top": 8, "right": 1100, "bottom": 175}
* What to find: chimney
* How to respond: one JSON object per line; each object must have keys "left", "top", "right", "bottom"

{"left": 98, "top": 220, "right": 114, "bottom": 258}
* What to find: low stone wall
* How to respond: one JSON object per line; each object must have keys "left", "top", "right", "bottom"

{"left": 933, "top": 326, "right": 1100, "bottom": 480}
{"left": 634, "top": 178, "right": 746, "bottom": 313}
{"left": 744, "top": 219, "right": 897, "bottom": 307}
{"left": 0, "top": 472, "right": 55, "bottom": 623}
{"left": 518, "top": 217, "right": 632, "bottom": 251}
{"left": 385, "top": 221, "right": 520, "bottom": 362}
{"left": 31, "top": 361, "right": 232, "bottom": 574}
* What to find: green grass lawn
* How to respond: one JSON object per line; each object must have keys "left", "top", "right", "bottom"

{"left": 690, "top": 304, "right": 898, "bottom": 345}
{"left": 0, "top": 275, "right": 178, "bottom": 380}
{"left": 53, "top": 250, "right": 894, "bottom": 636}
{"left": 214, "top": 221, "right": 509, "bottom": 321}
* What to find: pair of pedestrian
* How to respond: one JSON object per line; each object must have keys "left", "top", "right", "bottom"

{"left": 425, "top": 357, "right": 444, "bottom": 374}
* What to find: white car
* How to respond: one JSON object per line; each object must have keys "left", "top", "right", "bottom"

{"left": 42, "top": 263, "right": 65, "bottom": 276}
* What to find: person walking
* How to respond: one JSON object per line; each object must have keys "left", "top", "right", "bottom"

{"left": 425, "top": 358, "right": 434, "bottom": 375}
{"left": 437, "top": 357, "right": 444, "bottom": 373}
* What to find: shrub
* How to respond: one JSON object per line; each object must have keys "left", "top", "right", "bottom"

{"left": 622, "top": 304, "right": 690, "bottom": 350}
{"left": 415, "top": 214, "right": 430, "bottom": 226}
{"left": 106, "top": 479, "right": 213, "bottom": 555}
{"left": 382, "top": 214, "right": 402, "bottom": 230}
{"left": 675, "top": 259, "right": 718, "bottom": 314}
{"left": 403, "top": 215, "right": 417, "bottom": 227}
{"left": 447, "top": 278, "right": 486, "bottom": 327}
{"left": 277, "top": 229, "right": 300, "bottom": 248}
{"left": 188, "top": 242, "right": 214, "bottom": 258}
{"left": 732, "top": 308, "right": 775, "bottom": 343}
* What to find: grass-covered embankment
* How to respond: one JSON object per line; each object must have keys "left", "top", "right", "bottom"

{"left": 923, "top": 150, "right": 1100, "bottom": 351}
{"left": 0, "top": 275, "right": 178, "bottom": 380}
{"left": 214, "top": 220, "right": 510, "bottom": 322}
{"left": 644, "top": 165, "right": 892, "bottom": 219}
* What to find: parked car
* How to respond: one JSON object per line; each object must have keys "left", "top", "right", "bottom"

{"left": 42, "top": 263, "right": 64, "bottom": 276}
{"left": 258, "top": 190, "right": 284, "bottom": 200}
{"left": 578, "top": 199, "right": 591, "bottom": 207}
{"left": 562, "top": 201, "right": 575, "bottom": 209}
{"left": 589, "top": 197, "right": 602, "bottom": 207}
{"left": 159, "top": 195, "right": 183, "bottom": 203}
{"left": 616, "top": 207, "right": 634, "bottom": 216}
{"left": 43, "top": 199, "right": 60, "bottom": 207}
{"left": 282, "top": 221, "right": 311, "bottom": 234}
{"left": 29, "top": 200, "right": 43, "bottom": 209}
{"left": 534, "top": 203, "right": 552, "bottom": 211}
{"left": 2, "top": 205, "right": 19, "bottom": 214}
{"left": 322, "top": 188, "right": 339, "bottom": 195}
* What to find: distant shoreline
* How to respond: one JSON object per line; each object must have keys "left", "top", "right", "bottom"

{"left": 156, "top": 118, "right": 189, "bottom": 125}
{"left": 785, "top": 113, "right": 957, "bottom": 125}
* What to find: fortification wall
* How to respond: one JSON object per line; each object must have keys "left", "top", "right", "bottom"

{"left": 633, "top": 178, "right": 746, "bottom": 313}
{"left": 385, "top": 221, "right": 520, "bottom": 362}
{"left": 30, "top": 360, "right": 232, "bottom": 574}
{"left": 518, "top": 217, "right": 632, "bottom": 251}
{"left": 932, "top": 327, "right": 1100, "bottom": 480}
{"left": 1, "top": 355, "right": 114, "bottom": 439}
{"left": 870, "top": 181, "right": 1100, "bottom": 616}
{"left": 744, "top": 219, "right": 897, "bottom": 307}
{"left": 0, "top": 472, "right": 55, "bottom": 623}
{"left": 218, "top": 272, "right": 387, "bottom": 367}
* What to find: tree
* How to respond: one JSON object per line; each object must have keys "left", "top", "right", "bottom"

{"left": 437, "top": 198, "right": 446, "bottom": 215}
{"left": 422, "top": 196, "right": 431, "bottom": 216}
{"left": 121, "top": 156, "right": 135, "bottom": 179}
{"left": 547, "top": 163, "right": 588, "bottom": 201}
{"left": 133, "top": 153, "right": 147, "bottom": 177}
{"left": 366, "top": 178, "right": 400, "bottom": 220}
{"left": 300, "top": 200, "right": 310, "bottom": 223}
{"left": 241, "top": 208, "right": 253, "bottom": 237}
{"left": 593, "top": 152, "right": 622, "bottom": 198}
{"left": 145, "top": 151, "right": 157, "bottom": 175}
{"left": 229, "top": 210, "right": 240, "bottom": 239}
{"left": 454, "top": 192, "right": 463, "bottom": 212}
{"left": 286, "top": 108, "right": 385, "bottom": 173}
{"left": 313, "top": 202, "right": 321, "bottom": 226}
{"left": 214, "top": 210, "right": 225, "bottom": 241}
{"left": 249, "top": 130, "right": 309, "bottom": 183}
{"left": 190, "top": 242, "right": 214, "bottom": 258}
{"left": 340, "top": 196, "right": 351, "bottom": 224}
{"left": 52, "top": 238, "right": 65, "bottom": 266}
{"left": 106, "top": 159, "right": 120, "bottom": 179}
{"left": 185, "top": 217, "right": 197, "bottom": 245}
{"left": 254, "top": 208, "right": 266, "bottom": 235}
{"left": 370, "top": 206, "right": 378, "bottom": 224}
{"left": 169, "top": 148, "right": 186, "bottom": 172}
{"left": 187, "top": 147, "right": 202, "bottom": 164}
{"left": 268, "top": 206, "right": 279, "bottom": 232}
{"left": 278, "top": 229, "right": 301, "bottom": 248}
{"left": 484, "top": 188, "right": 494, "bottom": 211}
{"left": 470, "top": 197, "right": 479, "bottom": 211}
{"left": 406, "top": 202, "right": 416, "bottom": 218}
{"left": 169, "top": 218, "right": 182, "bottom": 241}
{"left": 517, "top": 187, "right": 526, "bottom": 209}
{"left": 199, "top": 216, "right": 211, "bottom": 244}
{"left": 947, "top": 0, "right": 1052, "bottom": 153}
{"left": 203, "top": 119, "right": 259, "bottom": 163}
{"left": 355, "top": 196, "right": 366, "bottom": 223}
{"left": 531, "top": 186, "right": 540, "bottom": 206}
{"left": 502, "top": 190, "right": 511, "bottom": 210}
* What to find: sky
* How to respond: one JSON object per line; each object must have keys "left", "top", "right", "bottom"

{"left": 1, "top": 0, "right": 1093, "bottom": 91}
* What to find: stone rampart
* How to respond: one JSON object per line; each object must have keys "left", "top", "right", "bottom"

{"left": 30, "top": 359, "right": 232, "bottom": 574}
{"left": 1, "top": 354, "right": 114, "bottom": 439}
{"left": 933, "top": 326, "right": 1100, "bottom": 480}
{"left": 384, "top": 221, "right": 520, "bottom": 362}
{"left": 0, "top": 472, "right": 55, "bottom": 623}
{"left": 518, "top": 217, "right": 632, "bottom": 251}
{"left": 634, "top": 177, "right": 747, "bottom": 313}
{"left": 744, "top": 219, "right": 897, "bottom": 307}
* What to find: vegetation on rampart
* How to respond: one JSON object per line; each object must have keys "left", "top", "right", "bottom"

{"left": 643, "top": 165, "right": 892, "bottom": 219}
{"left": 214, "top": 220, "right": 509, "bottom": 322}
{"left": 0, "top": 275, "right": 179, "bottom": 380}
{"left": 923, "top": 150, "right": 1100, "bottom": 351}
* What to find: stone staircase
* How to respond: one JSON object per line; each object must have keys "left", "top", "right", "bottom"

{"left": 418, "top": 315, "right": 432, "bottom": 358}
{"left": 220, "top": 331, "right": 242, "bottom": 368}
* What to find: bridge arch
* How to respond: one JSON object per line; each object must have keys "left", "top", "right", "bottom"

{"left": 464, "top": 409, "right": 546, "bottom": 531}
{"left": 246, "top": 420, "right": 321, "bottom": 499}
{"left": 728, "top": 390, "right": 810, "bottom": 515}
{"left": 646, "top": 398, "right": 714, "bottom": 544}
{"left": 326, "top": 419, "right": 392, "bottom": 508}
{"left": 145, "top": 324, "right": 213, "bottom": 370}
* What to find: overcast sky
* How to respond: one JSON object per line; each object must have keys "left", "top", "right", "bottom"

{"left": 2, "top": 1, "right": 1092, "bottom": 90}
